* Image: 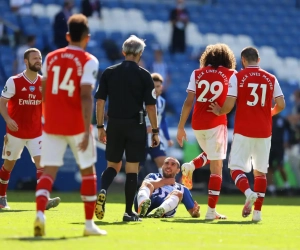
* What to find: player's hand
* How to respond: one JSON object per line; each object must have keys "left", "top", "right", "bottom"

{"left": 162, "top": 177, "right": 176, "bottom": 186}
{"left": 5, "top": 117, "right": 18, "bottom": 131}
{"left": 207, "top": 102, "right": 221, "bottom": 116}
{"left": 98, "top": 128, "right": 107, "bottom": 144}
{"left": 177, "top": 128, "right": 187, "bottom": 147}
{"left": 78, "top": 132, "right": 89, "bottom": 152}
{"left": 190, "top": 201, "right": 200, "bottom": 218}
{"left": 151, "top": 134, "right": 160, "bottom": 148}
{"left": 168, "top": 139, "right": 174, "bottom": 147}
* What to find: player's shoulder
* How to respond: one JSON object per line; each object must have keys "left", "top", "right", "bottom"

{"left": 84, "top": 51, "right": 99, "bottom": 64}
{"left": 8, "top": 73, "right": 23, "bottom": 83}
{"left": 259, "top": 68, "right": 276, "bottom": 79}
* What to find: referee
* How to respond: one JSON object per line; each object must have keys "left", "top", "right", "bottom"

{"left": 94, "top": 35, "right": 160, "bottom": 222}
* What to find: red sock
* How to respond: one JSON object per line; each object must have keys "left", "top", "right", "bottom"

{"left": 231, "top": 170, "right": 250, "bottom": 194}
{"left": 192, "top": 152, "right": 210, "bottom": 169}
{"left": 254, "top": 175, "right": 267, "bottom": 211}
{"left": 36, "top": 168, "right": 44, "bottom": 182}
{"left": 36, "top": 174, "right": 54, "bottom": 212}
{"left": 81, "top": 174, "right": 97, "bottom": 220}
{"left": 208, "top": 174, "right": 222, "bottom": 208}
{"left": 0, "top": 165, "right": 11, "bottom": 197}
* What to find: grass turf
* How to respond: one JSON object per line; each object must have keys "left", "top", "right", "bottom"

{"left": 1, "top": 191, "right": 300, "bottom": 250}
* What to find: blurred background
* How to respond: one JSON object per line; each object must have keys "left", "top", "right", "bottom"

{"left": 0, "top": 0, "right": 300, "bottom": 196}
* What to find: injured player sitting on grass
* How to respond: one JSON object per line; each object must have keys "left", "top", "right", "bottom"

{"left": 134, "top": 157, "right": 200, "bottom": 218}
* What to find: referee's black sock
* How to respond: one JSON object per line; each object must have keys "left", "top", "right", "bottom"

{"left": 100, "top": 167, "right": 117, "bottom": 191}
{"left": 125, "top": 173, "right": 138, "bottom": 215}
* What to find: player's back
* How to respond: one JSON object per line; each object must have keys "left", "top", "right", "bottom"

{"left": 191, "top": 65, "right": 235, "bottom": 130}
{"left": 234, "top": 66, "right": 276, "bottom": 138}
{"left": 43, "top": 46, "right": 96, "bottom": 135}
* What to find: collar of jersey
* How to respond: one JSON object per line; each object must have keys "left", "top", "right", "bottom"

{"left": 67, "top": 45, "right": 84, "bottom": 51}
{"left": 22, "top": 72, "right": 38, "bottom": 84}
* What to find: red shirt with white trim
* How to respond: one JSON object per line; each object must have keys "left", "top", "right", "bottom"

{"left": 1, "top": 72, "right": 42, "bottom": 139}
{"left": 42, "top": 46, "right": 99, "bottom": 135}
{"left": 228, "top": 66, "right": 284, "bottom": 138}
{"left": 187, "top": 66, "right": 236, "bottom": 130}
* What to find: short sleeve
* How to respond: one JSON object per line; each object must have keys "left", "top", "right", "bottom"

{"left": 1, "top": 77, "right": 16, "bottom": 99}
{"left": 186, "top": 70, "right": 196, "bottom": 92}
{"left": 41, "top": 55, "right": 48, "bottom": 79}
{"left": 144, "top": 173, "right": 157, "bottom": 181}
{"left": 144, "top": 73, "right": 156, "bottom": 106}
{"left": 81, "top": 56, "right": 99, "bottom": 88}
{"left": 94, "top": 69, "right": 108, "bottom": 100}
{"left": 273, "top": 78, "right": 284, "bottom": 99}
{"left": 227, "top": 74, "right": 237, "bottom": 97}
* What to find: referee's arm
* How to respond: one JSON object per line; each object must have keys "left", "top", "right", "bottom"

{"left": 94, "top": 70, "right": 108, "bottom": 127}
{"left": 146, "top": 104, "right": 158, "bottom": 129}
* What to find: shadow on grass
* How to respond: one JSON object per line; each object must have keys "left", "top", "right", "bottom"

{"left": 70, "top": 221, "right": 135, "bottom": 226}
{"left": 6, "top": 236, "right": 83, "bottom": 241}
{"left": 0, "top": 209, "right": 34, "bottom": 213}
{"left": 160, "top": 219, "right": 258, "bottom": 225}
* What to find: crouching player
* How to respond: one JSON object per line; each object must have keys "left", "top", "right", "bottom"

{"left": 134, "top": 157, "right": 200, "bottom": 218}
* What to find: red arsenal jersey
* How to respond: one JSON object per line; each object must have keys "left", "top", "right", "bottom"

{"left": 228, "top": 66, "right": 284, "bottom": 138}
{"left": 187, "top": 66, "right": 236, "bottom": 130}
{"left": 1, "top": 72, "right": 42, "bottom": 139}
{"left": 42, "top": 46, "right": 99, "bottom": 135}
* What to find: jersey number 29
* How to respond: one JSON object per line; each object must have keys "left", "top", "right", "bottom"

{"left": 197, "top": 80, "right": 224, "bottom": 102}
{"left": 52, "top": 66, "right": 75, "bottom": 97}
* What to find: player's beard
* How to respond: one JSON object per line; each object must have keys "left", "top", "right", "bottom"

{"left": 28, "top": 61, "right": 41, "bottom": 72}
{"left": 163, "top": 172, "right": 175, "bottom": 179}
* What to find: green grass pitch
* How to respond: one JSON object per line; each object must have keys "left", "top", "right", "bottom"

{"left": 1, "top": 191, "right": 300, "bottom": 250}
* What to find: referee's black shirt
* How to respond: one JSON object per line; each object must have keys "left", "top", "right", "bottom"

{"left": 95, "top": 60, "right": 156, "bottom": 119}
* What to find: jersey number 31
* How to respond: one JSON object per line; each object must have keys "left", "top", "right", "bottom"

{"left": 52, "top": 66, "right": 75, "bottom": 97}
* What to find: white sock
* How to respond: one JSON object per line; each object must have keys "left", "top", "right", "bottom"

{"left": 159, "top": 194, "right": 179, "bottom": 213}
{"left": 85, "top": 219, "right": 94, "bottom": 229}
{"left": 137, "top": 186, "right": 150, "bottom": 207}
{"left": 207, "top": 206, "right": 215, "bottom": 214}
{"left": 244, "top": 188, "right": 253, "bottom": 198}
{"left": 37, "top": 210, "right": 45, "bottom": 222}
{"left": 158, "top": 168, "right": 163, "bottom": 175}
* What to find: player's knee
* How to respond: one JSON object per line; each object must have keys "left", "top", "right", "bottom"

{"left": 170, "top": 190, "right": 183, "bottom": 200}
{"left": 141, "top": 181, "right": 154, "bottom": 191}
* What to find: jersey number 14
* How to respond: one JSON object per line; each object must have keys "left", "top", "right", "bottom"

{"left": 52, "top": 66, "right": 75, "bottom": 97}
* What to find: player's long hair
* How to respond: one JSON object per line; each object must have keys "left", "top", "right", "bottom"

{"left": 200, "top": 43, "right": 236, "bottom": 70}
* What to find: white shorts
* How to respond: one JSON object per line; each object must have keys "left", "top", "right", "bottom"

{"left": 40, "top": 132, "right": 97, "bottom": 169}
{"left": 2, "top": 133, "right": 42, "bottom": 161}
{"left": 228, "top": 133, "right": 271, "bottom": 173}
{"left": 193, "top": 125, "right": 228, "bottom": 160}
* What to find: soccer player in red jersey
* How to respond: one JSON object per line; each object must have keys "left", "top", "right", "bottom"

{"left": 209, "top": 47, "right": 285, "bottom": 221}
{"left": 0, "top": 48, "right": 60, "bottom": 210}
{"left": 34, "top": 14, "right": 106, "bottom": 236}
{"left": 177, "top": 44, "right": 236, "bottom": 220}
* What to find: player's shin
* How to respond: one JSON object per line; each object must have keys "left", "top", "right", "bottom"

{"left": 36, "top": 174, "right": 53, "bottom": 212}
{"left": 207, "top": 174, "right": 222, "bottom": 209}
{"left": 193, "top": 152, "right": 210, "bottom": 169}
{"left": 0, "top": 165, "right": 11, "bottom": 197}
{"left": 81, "top": 174, "right": 97, "bottom": 221}
{"left": 137, "top": 185, "right": 151, "bottom": 207}
{"left": 231, "top": 170, "right": 251, "bottom": 195}
{"left": 253, "top": 175, "right": 267, "bottom": 211}
{"left": 160, "top": 194, "right": 180, "bottom": 213}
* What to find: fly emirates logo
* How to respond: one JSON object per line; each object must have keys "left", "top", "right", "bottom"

{"left": 19, "top": 94, "right": 41, "bottom": 105}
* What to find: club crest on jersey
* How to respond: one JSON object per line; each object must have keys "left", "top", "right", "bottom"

{"left": 29, "top": 86, "right": 35, "bottom": 92}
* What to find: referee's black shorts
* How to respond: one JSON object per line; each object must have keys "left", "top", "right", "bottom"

{"left": 106, "top": 117, "right": 147, "bottom": 163}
